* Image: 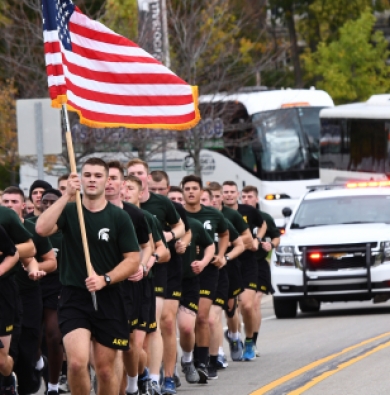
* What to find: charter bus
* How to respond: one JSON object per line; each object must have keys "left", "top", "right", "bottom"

{"left": 175, "top": 88, "right": 334, "bottom": 226}
{"left": 319, "top": 94, "right": 390, "bottom": 185}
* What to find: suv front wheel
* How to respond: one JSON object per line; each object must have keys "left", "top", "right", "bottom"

{"left": 273, "top": 297, "right": 297, "bottom": 318}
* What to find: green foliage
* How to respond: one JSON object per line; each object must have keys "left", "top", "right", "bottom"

{"left": 303, "top": 10, "right": 390, "bottom": 104}
{"left": 102, "top": 0, "right": 138, "bottom": 40}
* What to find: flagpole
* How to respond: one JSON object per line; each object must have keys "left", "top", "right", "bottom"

{"left": 61, "top": 104, "right": 98, "bottom": 311}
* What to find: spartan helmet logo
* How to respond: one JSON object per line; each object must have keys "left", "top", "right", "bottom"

{"left": 98, "top": 228, "right": 110, "bottom": 242}
{"left": 53, "top": 248, "right": 59, "bottom": 258}
{"left": 204, "top": 220, "right": 212, "bottom": 230}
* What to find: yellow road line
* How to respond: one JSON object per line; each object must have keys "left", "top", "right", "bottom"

{"left": 251, "top": 331, "right": 390, "bottom": 395}
{"left": 288, "top": 339, "right": 390, "bottom": 394}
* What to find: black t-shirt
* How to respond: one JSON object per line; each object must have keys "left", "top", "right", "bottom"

{"left": 140, "top": 192, "right": 180, "bottom": 228}
{"left": 0, "top": 207, "right": 32, "bottom": 279}
{"left": 221, "top": 206, "right": 248, "bottom": 235}
{"left": 256, "top": 211, "right": 281, "bottom": 261}
{"left": 237, "top": 204, "right": 263, "bottom": 234}
{"left": 16, "top": 218, "right": 53, "bottom": 293}
{"left": 57, "top": 202, "right": 139, "bottom": 289}
{"left": 0, "top": 225, "right": 17, "bottom": 265}
{"left": 237, "top": 204, "right": 263, "bottom": 261}
{"left": 122, "top": 201, "right": 150, "bottom": 246}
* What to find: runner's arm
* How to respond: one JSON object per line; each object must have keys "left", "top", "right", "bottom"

{"left": 16, "top": 240, "right": 36, "bottom": 258}
{"left": 226, "top": 236, "right": 245, "bottom": 260}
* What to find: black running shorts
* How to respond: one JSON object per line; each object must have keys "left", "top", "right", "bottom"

{"left": 179, "top": 276, "right": 200, "bottom": 313}
{"left": 137, "top": 277, "right": 157, "bottom": 333}
{"left": 153, "top": 263, "right": 167, "bottom": 298}
{"left": 226, "top": 258, "right": 244, "bottom": 298}
{"left": 199, "top": 264, "right": 219, "bottom": 301}
{"left": 58, "top": 285, "right": 130, "bottom": 350}
{"left": 257, "top": 258, "right": 275, "bottom": 294}
{"left": 166, "top": 254, "right": 183, "bottom": 301}
{"left": 41, "top": 272, "right": 62, "bottom": 310}
{"left": 0, "top": 277, "right": 18, "bottom": 336}
{"left": 213, "top": 267, "right": 229, "bottom": 309}
{"left": 121, "top": 280, "right": 139, "bottom": 332}
{"left": 240, "top": 251, "right": 258, "bottom": 291}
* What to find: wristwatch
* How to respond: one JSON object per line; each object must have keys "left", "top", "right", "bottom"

{"left": 104, "top": 274, "right": 111, "bottom": 286}
{"left": 225, "top": 255, "right": 230, "bottom": 261}
{"left": 153, "top": 253, "right": 160, "bottom": 263}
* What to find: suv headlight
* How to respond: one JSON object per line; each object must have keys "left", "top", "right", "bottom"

{"left": 275, "top": 245, "right": 295, "bottom": 267}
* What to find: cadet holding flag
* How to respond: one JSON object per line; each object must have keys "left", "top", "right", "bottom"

{"left": 36, "top": 158, "right": 140, "bottom": 395}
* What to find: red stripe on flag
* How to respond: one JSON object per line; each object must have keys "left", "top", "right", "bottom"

{"left": 65, "top": 79, "right": 195, "bottom": 106}
{"left": 69, "top": 20, "right": 139, "bottom": 48}
{"left": 46, "top": 64, "right": 64, "bottom": 77}
{"left": 67, "top": 99, "right": 197, "bottom": 125}
{"left": 44, "top": 41, "right": 61, "bottom": 54}
{"left": 71, "top": 43, "right": 160, "bottom": 65}
{"left": 64, "top": 61, "right": 186, "bottom": 85}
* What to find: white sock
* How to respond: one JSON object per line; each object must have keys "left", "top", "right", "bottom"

{"left": 218, "top": 347, "right": 225, "bottom": 356}
{"left": 48, "top": 383, "right": 59, "bottom": 392}
{"left": 229, "top": 331, "right": 239, "bottom": 340}
{"left": 182, "top": 351, "right": 192, "bottom": 363}
{"left": 35, "top": 356, "right": 44, "bottom": 371}
{"left": 150, "top": 374, "right": 160, "bottom": 383}
{"left": 126, "top": 376, "right": 138, "bottom": 393}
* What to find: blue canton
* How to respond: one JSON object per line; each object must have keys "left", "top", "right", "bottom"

{"left": 42, "top": 0, "right": 75, "bottom": 51}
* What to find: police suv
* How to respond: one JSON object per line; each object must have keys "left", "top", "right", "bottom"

{"left": 271, "top": 182, "right": 390, "bottom": 318}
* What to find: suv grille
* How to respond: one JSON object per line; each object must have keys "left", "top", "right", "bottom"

{"left": 300, "top": 243, "right": 378, "bottom": 271}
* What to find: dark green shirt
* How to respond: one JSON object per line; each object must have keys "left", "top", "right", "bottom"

{"left": 0, "top": 207, "right": 33, "bottom": 279}
{"left": 256, "top": 211, "right": 281, "bottom": 261}
{"left": 221, "top": 206, "right": 248, "bottom": 235}
{"left": 16, "top": 218, "right": 53, "bottom": 293}
{"left": 185, "top": 206, "right": 228, "bottom": 254}
{"left": 57, "top": 202, "right": 139, "bottom": 289}
{"left": 140, "top": 192, "right": 180, "bottom": 228}
{"left": 183, "top": 217, "right": 214, "bottom": 279}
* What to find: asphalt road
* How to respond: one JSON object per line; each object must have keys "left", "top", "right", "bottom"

{"left": 37, "top": 296, "right": 390, "bottom": 394}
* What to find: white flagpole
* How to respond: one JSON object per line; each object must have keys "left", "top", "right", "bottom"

{"left": 61, "top": 104, "right": 98, "bottom": 311}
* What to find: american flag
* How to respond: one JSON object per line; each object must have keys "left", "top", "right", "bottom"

{"left": 42, "top": 0, "right": 200, "bottom": 130}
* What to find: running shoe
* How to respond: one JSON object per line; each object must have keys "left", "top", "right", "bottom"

{"left": 1, "top": 372, "right": 18, "bottom": 395}
{"left": 242, "top": 340, "right": 256, "bottom": 361}
{"left": 196, "top": 363, "right": 208, "bottom": 384}
{"left": 161, "top": 377, "right": 176, "bottom": 395}
{"left": 224, "top": 330, "right": 243, "bottom": 361}
{"left": 181, "top": 358, "right": 200, "bottom": 383}
{"left": 207, "top": 364, "right": 218, "bottom": 380}
{"left": 151, "top": 380, "right": 162, "bottom": 395}
{"left": 138, "top": 368, "right": 153, "bottom": 395}
{"left": 58, "top": 374, "right": 70, "bottom": 393}
{"left": 47, "top": 391, "right": 59, "bottom": 395}
{"left": 254, "top": 344, "right": 260, "bottom": 357}
{"left": 216, "top": 354, "right": 228, "bottom": 369}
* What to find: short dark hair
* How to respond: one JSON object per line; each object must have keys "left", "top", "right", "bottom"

{"left": 58, "top": 174, "right": 69, "bottom": 183}
{"left": 108, "top": 160, "right": 125, "bottom": 179}
{"left": 150, "top": 170, "right": 170, "bottom": 185}
{"left": 223, "top": 180, "right": 238, "bottom": 189}
{"left": 125, "top": 175, "right": 142, "bottom": 190}
{"left": 181, "top": 175, "right": 203, "bottom": 189}
{"left": 3, "top": 186, "right": 25, "bottom": 201}
{"left": 82, "top": 157, "right": 109, "bottom": 174}
{"left": 242, "top": 185, "right": 258, "bottom": 195}
{"left": 202, "top": 187, "right": 212, "bottom": 198}
{"left": 208, "top": 182, "right": 222, "bottom": 192}
{"left": 168, "top": 186, "right": 183, "bottom": 194}
{"left": 126, "top": 158, "right": 149, "bottom": 173}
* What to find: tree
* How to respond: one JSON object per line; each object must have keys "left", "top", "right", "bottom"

{"left": 303, "top": 10, "right": 390, "bottom": 104}
{"left": 168, "top": 0, "right": 281, "bottom": 175}
{"left": 0, "top": 79, "right": 19, "bottom": 185}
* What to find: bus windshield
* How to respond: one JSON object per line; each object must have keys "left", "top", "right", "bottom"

{"left": 252, "top": 107, "right": 323, "bottom": 176}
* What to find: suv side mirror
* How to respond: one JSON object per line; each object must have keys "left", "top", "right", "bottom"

{"left": 282, "top": 207, "right": 292, "bottom": 218}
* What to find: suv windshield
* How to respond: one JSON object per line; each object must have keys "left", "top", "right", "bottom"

{"left": 291, "top": 195, "right": 390, "bottom": 228}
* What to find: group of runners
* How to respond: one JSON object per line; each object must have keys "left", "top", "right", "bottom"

{"left": 0, "top": 157, "right": 280, "bottom": 395}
